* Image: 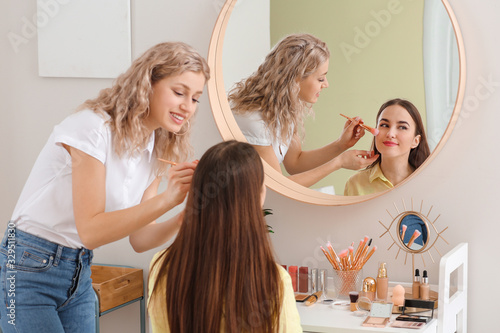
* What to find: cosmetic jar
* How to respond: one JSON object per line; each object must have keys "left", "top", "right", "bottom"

{"left": 360, "top": 277, "right": 376, "bottom": 301}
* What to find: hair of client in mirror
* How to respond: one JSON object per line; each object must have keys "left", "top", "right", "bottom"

{"left": 148, "top": 141, "right": 290, "bottom": 333}
{"left": 228, "top": 33, "right": 330, "bottom": 144}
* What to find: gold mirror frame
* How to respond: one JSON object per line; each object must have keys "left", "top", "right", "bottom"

{"left": 379, "top": 199, "right": 449, "bottom": 274}
{"left": 207, "top": 0, "right": 466, "bottom": 206}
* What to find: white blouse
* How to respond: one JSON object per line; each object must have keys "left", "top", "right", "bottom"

{"left": 12, "top": 110, "right": 156, "bottom": 248}
{"left": 233, "top": 112, "right": 293, "bottom": 164}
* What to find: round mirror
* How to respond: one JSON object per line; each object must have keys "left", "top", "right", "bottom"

{"left": 207, "top": 0, "right": 466, "bottom": 205}
{"left": 378, "top": 199, "right": 449, "bottom": 273}
{"left": 397, "top": 212, "right": 430, "bottom": 252}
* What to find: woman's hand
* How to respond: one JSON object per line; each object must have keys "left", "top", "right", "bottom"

{"left": 338, "top": 150, "right": 379, "bottom": 170}
{"left": 161, "top": 161, "right": 198, "bottom": 206}
{"left": 337, "top": 117, "right": 366, "bottom": 150}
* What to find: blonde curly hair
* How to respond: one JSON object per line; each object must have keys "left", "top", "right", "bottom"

{"left": 79, "top": 42, "right": 210, "bottom": 175}
{"left": 228, "top": 33, "right": 329, "bottom": 144}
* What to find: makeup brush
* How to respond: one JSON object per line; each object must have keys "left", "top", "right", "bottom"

{"left": 327, "top": 242, "right": 340, "bottom": 265}
{"left": 360, "top": 246, "right": 377, "bottom": 267}
{"left": 401, "top": 224, "right": 408, "bottom": 242}
{"left": 340, "top": 113, "right": 379, "bottom": 136}
{"left": 338, "top": 249, "right": 349, "bottom": 270}
{"left": 157, "top": 158, "right": 177, "bottom": 166}
{"left": 407, "top": 230, "right": 421, "bottom": 247}
{"left": 348, "top": 246, "right": 354, "bottom": 268}
{"left": 320, "top": 246, "right": 339, "bottom": 270}
{"left": 354, "top": 236, "right": 370, "bottom": 264}
{"left": 305, "top": 291, "right": 323, "bottom": 306}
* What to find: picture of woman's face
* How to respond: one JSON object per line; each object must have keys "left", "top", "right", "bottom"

{"left": 375, "top": 104, "right": 421, "bottom": 159}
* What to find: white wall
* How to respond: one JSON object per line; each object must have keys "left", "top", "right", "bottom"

{"left": 0, "top": 0, "right": 497, "bottom": 332}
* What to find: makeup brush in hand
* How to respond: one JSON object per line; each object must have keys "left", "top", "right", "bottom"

{"left": 340, "top": 114, "right": 379, "bottom": 136}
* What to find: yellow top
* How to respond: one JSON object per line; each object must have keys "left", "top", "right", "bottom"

{"left": 344, "top": 163, "right": 393, "bottom": 196}
{"left": 148, "top": 251, "right": 303, "bottom": 333}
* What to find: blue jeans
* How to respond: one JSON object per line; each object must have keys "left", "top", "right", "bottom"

{"left": 0, "top": 226, "right": 95, "bottom": 332}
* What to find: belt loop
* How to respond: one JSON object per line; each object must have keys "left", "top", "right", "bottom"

{"left": 53, "top": 245, "right": 63, "bottom": 266}
{"left": 2, "top": 222, "right": 16, "bottom": 247}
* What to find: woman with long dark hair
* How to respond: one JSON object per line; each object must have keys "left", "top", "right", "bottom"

{"left": 149, "top": 141, "right": 301, "bottom": 332}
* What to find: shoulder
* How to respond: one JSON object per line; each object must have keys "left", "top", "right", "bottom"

{"left": 344, "top": 167, "right": 372, "bottom": 196}
{"left": 347, "top": 167, "right": 372, "bottom": 183}
{"left": 233, "top": 111, "right": 274, "bottom": 146}
{"left": 233, "top": 111, "right": 265, "bottom": 128}
{"left": 53, "top": 110, "right": 112, "bottom": 163}
{"left": 277, "top": 264, "right": 290, "bottom": 281}
{"left": 55, "top": 109, "right": 111, "bottom": 137}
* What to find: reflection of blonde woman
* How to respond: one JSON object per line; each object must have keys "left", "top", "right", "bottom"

{"left": 149, "top": 141, "right": 301, "bottom": 332}
{"left": 229, "top": 33, "right": 377, "bottom": 188}
{"left": 0, "top": 42, "right": 209, "bottom": 332}
{"left": 344, "top": 99, "right": 431, "bottom": 196}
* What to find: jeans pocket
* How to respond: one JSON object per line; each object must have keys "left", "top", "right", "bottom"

{"left": 12, "top": 245, "right": 54, "bottom": 273}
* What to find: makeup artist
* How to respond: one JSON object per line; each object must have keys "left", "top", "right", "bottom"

{"left": 149, "top": 140, "right": 301, "bottom": 332}
{"left": 229, "top": 33, "right": 378, "bottom": 188}
{"left": 344, "top": 98, "right": 430, "bottom": 196}
{"left": 0, "top": 42, "right": 210, "bottom": 333}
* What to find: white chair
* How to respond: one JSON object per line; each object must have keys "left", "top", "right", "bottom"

{"left": 438, "top": 243, "right": 468, "bottom": 333}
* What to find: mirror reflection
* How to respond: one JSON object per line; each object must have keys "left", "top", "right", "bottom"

{"left": 222, "top": 0, "right": 459, "bottom": 196}
{"left": 398, "top": 213, "right": 430, "bottom": 251}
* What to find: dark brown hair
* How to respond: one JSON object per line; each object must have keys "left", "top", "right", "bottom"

{"left": 149, "top": 141, "right": 282, "bottom": 332}
{"left": 370, "top": 98, "right": 430, "bottom": 170}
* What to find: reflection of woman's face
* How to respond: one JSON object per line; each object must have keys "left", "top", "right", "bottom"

{"left": 375, "top": 105, "right": 420, "bottom": 160}
{"left": 298, "top": 60, "right": 329, "bottom": 104}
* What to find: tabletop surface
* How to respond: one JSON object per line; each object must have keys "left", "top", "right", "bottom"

{"left": 298, "top": 301, "right": 437, "bottom": 333}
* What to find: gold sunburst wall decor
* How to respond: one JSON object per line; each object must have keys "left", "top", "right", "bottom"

{"left": 378, "top": 198, "right": 449, "bottom": 276}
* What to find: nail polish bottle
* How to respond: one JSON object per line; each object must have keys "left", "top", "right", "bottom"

{"left": 412, "top": 269, "right": 421, "bottom": 299}
{"left": 376, "top": 262, "right": 388, "bottom": 301}
{"left": 420, "top": 270, "right": 430, "bottom": 300}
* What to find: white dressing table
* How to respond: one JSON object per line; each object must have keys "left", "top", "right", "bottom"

{"left": 298, "top": 243, "right": 468, "bottom": 333}
{"left": 298, "top": 301, "right": 437, "bottom": 333}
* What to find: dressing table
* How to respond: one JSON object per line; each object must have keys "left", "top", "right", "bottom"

{"left": 298, "top": 286, "right": 438, "bottom": 333}
{"left": 299, "top": 303, "right": 437, "bottom": 333}
{"left": 298, "top": 243, "right": 468, "bottom": 333}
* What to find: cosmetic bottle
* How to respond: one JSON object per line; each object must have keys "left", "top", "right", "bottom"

{"left": 376, "top": 262, "right": 388, "bottom": 301}
{"left": 420, "top": 270, "right": 430, "bottom": 300}
{"left": 289, "top": 266, "right": 298, "bottom": 292}
{"left": 361, "top": 277, "right": 376, "bottom": 301}
{"left": 412, "top": 269, "right": 421, "bottom": 299}
{"left": 299, "top": 266, "right": 309, "bottom": 293}
{"left": 311, "top": 268, "right": 318, "bottom": 293}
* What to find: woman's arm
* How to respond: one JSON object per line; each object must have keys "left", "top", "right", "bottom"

{"left": 128, "top": 179, "right": 184, "bottom": 253}
{"left": 287, "top": 149, "right": 378, "bottom": 188}
{"left": 252, "top": 144, "right": 377, "bottom": 188}
{"left": 68, "top": 145, "right": 195, "bottom": 250}
{"left": 283, "top": 118, "right": 365, "bottom": 174}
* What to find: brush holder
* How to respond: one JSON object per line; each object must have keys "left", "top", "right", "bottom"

{"left": 332, "top": 268, "right": 363, "bottom": 300}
